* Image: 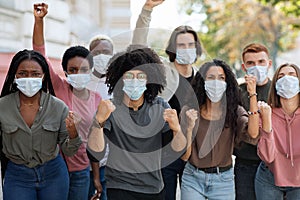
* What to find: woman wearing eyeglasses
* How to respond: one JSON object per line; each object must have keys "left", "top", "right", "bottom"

{"left": 87, "top": 45, "right": 195, "bottom": 200}
{"left": 0, "top": 49, "right": 82, "bottom": 200}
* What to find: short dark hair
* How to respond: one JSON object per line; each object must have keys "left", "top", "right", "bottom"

{"left": 242, "top": 43, "right": 270, "bottom": 62}
{"left": 106, "top": 44, "right": 166, "bottom": 104}
{"left": 1, "top": 49, "right": 55, "bottom": 97}
{"left": 61, "top": 46, "right": 93, "bottom": 72}
{"left": 166, "top": 25, "right": 202, "bottom": 62}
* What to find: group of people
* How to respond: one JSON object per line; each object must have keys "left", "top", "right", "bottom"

{"left": 0, "top": 0, "right": 299, "bottom": 200}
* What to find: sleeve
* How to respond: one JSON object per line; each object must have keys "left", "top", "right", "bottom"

{"left": 132, "top": 7, "right": 152, "bottom": 45}
{"left": 33, "top": 44, "right": 66, "bottom": 92}
{"left": 257, "top": 128, "right": 276, "bottom": 164}
{"left": 59, "top": 105, "right": 82, "bottom": 156}
{"left": 235, "top": 106, "right": 259, "bottom": 145}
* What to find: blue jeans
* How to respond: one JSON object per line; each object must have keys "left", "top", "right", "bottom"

{"left": 181, "top": 162, "right": 235, "bottom": 200}
{"left": 68, "top": 166, "right": 90, "bottom": 200}
{"left": 3, "top": 155, "right": 69, "bottom": 200}
{"left": 234, "top": 161, "right": 259, "bottom": 200}
{"left": 255, "top": 162, "right": 300, "bottom": 200}
{"left": 88, "top": 166, "right": 107, "bottom": 200}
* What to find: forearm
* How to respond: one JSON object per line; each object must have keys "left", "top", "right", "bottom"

{"left": 247, "top": 95, "right": 260, "bottom": 138}
{"left": 180, "top": 128, "right": 193, "bottom": 161}
{"left": 33, "top": 17, "right": 45, "bottom": 46}
{"left": 171, "top": 128, "right": 187, "bottom": 152}
{"left": 88, "top": 118, "right": 106, "bottom": 152}
{"left": 91, "top": 162, "right": 100, "bottom": 181}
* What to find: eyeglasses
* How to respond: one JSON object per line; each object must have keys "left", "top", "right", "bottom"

{"left": 123, "top": 72, "right": 147, "bottom": 81}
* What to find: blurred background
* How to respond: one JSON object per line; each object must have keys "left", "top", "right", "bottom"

{"left": 0, "top": 0, "right": 299, "bottom": 89}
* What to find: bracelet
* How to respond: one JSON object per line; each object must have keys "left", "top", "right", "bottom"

{"left": 93, "top": 118, "right": 105, "bottom": 128}
{"left": 248, "top": 110, "right": 260, "bottom": 115}
{"left": 248, "top": 93, "right": 257, "bottom": 98}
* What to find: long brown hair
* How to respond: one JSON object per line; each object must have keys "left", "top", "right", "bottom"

{"left": 268, "top": 63, "right": 300, "bottom": 108}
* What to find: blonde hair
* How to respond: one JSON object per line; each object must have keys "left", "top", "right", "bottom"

{"left": 89, "top": 34, "right": 114, "bottom": 48}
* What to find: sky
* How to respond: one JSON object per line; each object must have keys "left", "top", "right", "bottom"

{"left": 130, "top": 0, "right": 180, "bottom": 29}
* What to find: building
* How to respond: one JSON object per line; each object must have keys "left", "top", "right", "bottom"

{"left": 0, "top": 0, "right": 131, "bottom": 89}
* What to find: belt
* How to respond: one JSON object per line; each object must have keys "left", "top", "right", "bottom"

{"left": 191, "top": 163, "right": 232, "bottom": 174}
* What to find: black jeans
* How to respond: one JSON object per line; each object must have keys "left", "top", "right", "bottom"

{"left": 162, "top": 158, "right": 186, "bottom": 200}
{"left": 234, "top": 161, "right": 260, "bottom": 200}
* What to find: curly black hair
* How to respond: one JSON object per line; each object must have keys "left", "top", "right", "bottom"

{"left": 191, "top": 59, "right": 240, "bottom": 132}
{"left": 165, "top": 25, "right": 202, "bottom": 63}
{"left": 1, "top": 49, "right": 55, "bottom": 97}
{"left": 61, "top": 45, "right": 93, "bottom": 72}
{"left": 105, "top": 44, "right": 166, "bottom": 104}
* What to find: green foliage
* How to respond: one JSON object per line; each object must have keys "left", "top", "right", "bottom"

{"left": 181, "top": 0, "right": 299, "bottom": 75}
{"left": 258, "top": 0, "right": 300, "bottom": 17}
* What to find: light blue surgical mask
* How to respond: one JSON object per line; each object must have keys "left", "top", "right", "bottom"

{"left": 123, "top": 79, "right": 147, "bottom": 100}
{"left": 175, "top": 48, "right": 197, "bottom": 65}
{"left": 67, "top": 73, "right": 91, "bottom": 90}
{"left": 15, "top": 77, "right": 43, "bottom": 97}
{"left": 246, "top": 65, "right": 268, "bottom": 85}
{"left": 205, "top": 80, "right": 227, "bottom": 103}
{"left": 276, "top": 75, "right": 299, "bottom": 99}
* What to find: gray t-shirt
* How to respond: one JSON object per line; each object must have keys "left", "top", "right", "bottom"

{"left": 93, "top": 97, "right": 174, "bottom": 194}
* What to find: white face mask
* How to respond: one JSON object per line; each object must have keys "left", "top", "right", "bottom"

{"left": 93, "top": 54, "right": 112, "bottom": 75}
{"left": 246, "top": 65, "right": 268, "bottom": 85}
{"left": 15, "top": 77, "right": 43, "bottom": 97}
{"left": 205, "top": 80, "right": 227, "bottom": 103}
{"left": 123, "top": 79, "right": 147, "bottom": 101}
{"left": 175, "top": 48, "right": 197, "bottom": 65}
{"left": 276, "top": 75, "right": 299, "bottom": 99}
{"left": 67, "top": 74, "right": 91, "bottom": 90}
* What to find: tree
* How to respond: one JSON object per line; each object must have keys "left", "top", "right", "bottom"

{"left": 181, "top": 0, "right": 300, "bottom": 76}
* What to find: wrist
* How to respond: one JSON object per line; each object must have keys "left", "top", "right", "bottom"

{"left": 248, "top": 93, "right": 257, "bottom": 98}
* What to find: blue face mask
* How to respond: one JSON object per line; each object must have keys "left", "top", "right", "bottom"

{"left": 123, "top": 79, "right": 147, "bottom": 100}
{"left": 175, "top": 48, "right": 197, "bottom": 65}
{"left": 246, "top": 65, "right": 268, "bottom": 85}
{"left": 204, "top": 80, "right": 227, "bottom": 103}
{"left": 276, "top": 75, "right": 299, "bottom": 99}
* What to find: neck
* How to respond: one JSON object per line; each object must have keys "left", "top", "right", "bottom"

{"left": 19, "top": 92, "right": 40, "bottom": 105}
{"left": 174, "top": 61, "right": 193, "bottom": 78}
{"left": 73, "top": 88, "right": 89, "bottom": 100}
{"left": 123, "top": 95, "right": 144, "bottom": 111}
{"left": 281, "top": 95, "right": 299, "bottom": 116}
{"left": 201, "top": 100, "right": 222, "bottom": 120}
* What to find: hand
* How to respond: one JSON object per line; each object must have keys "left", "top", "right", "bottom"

{"left": 65, "top": 111, "right": 80, "bottom": 139}
{"left": 245, "top": 74, "right": 256, "bottom": 95}
{"left": 144, "top": 0, "right": 165, "bottom": 10}
{"left": 185, "top": 109, "right": 198, "bottom": 130}
{"left": 163, "top": 108, "right": 180, "bottom": 132}
{"left": 96, "top": 100, "right": 116, "bottom": 124}
{"left": 257, "top": 101, "right": 272, "bottom": 132}
{"left": 33, "top": 3, "right": 48, "bottom": 19}
{"left": 257, "top": 101, "right": 271, "bottom": 118}
{"left": 90, "top": 179, "right": 102, "bottom": 200}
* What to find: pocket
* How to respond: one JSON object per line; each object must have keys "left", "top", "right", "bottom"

{"left": 1, "top": 124, "right": 22, "bottom": 156}
{"left": 40, "top": 123, "right": 60, "bottom": 154}
{"left": 219, "top": 168, "right": 234, "bottom": 182}
{"left": 183, "top": 162, "right": 196, "bottom": 176}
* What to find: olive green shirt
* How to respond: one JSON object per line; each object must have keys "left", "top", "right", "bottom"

{"left": 0, "top": 91, "right": 82, "bottom": 168}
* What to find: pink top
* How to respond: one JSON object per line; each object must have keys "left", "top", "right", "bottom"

{"left": 258, "top": 107, "right": 300, "bottom": 187}
{"left": 33, "top": 44, "right": 101, "bottom": 172}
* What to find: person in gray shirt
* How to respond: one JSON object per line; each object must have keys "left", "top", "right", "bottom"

{"left": 87, "top": 45, "right": 194, "bottom": 200}
{"left": 0, "top": 49, "right": 82, "bottom": 200}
